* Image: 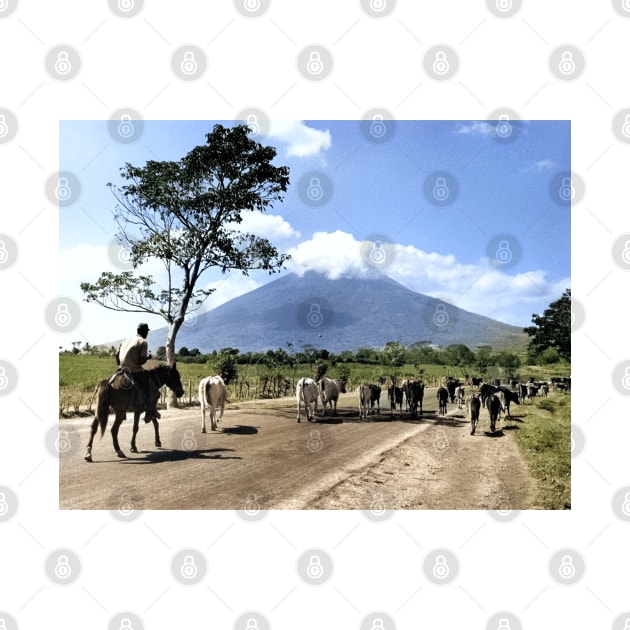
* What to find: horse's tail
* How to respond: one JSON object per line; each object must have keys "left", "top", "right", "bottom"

{"left": 94, "top": 380, "right": 111, "bottom": 437}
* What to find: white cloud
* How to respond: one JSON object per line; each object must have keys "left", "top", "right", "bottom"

{"left": 267, "top": 121, "right": 331, "bottom": 158}
{"left": 456, "top": 121, "right": 494, "bottom": 136}
{"left": 285, "top": 231, "right": 569, "bottom": 326}
{"left": 232, "top": 212, "right": 301, "bottom": 241}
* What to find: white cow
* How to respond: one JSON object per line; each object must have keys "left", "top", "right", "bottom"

{"left": 358, "top": 383, "right": 371, "bottom": 419}
{"left": 319, "top": 377, "right": 345, "bottom": 415}
{"left": 199, "top": 375, "right": 227, "bottom": 432}
{"left": 296, "top": 377, "right": 319, "bottom": 422}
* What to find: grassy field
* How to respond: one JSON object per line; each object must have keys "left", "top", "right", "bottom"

{"left": 512, "top": 392, "right": 571, "bottom": 510}
{"left": 59, "top": 353, "right": 570, "bottom": 414}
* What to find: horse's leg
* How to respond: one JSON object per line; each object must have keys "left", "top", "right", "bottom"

{"left": 130, "top": 412, "right": 140, "bottom": 453}
{"left": 111, "top": 411, "right": 126, "bottom": 458}
{"left": 84, "top": 417, "right": 100, "bottom": 462}
{"left": 153, "top": 416, "right": 161, "bottom": 448}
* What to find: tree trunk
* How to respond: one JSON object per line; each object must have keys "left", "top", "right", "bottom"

{"left": 165, "top": 319, "right": 184, "bottom": 409}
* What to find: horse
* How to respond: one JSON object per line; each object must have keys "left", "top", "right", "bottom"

{"left": 199, "top": 375, "right": 228, "bottom": 432}
{"left": 437, "top": 386, "right": 448, "bottom": 415}
{"left": 84, "top": 364, "right": 185, "bottom": 462}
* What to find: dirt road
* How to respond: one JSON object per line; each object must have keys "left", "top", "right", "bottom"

{"left": 59, "top": 389, "right": 535, "bottom": 511}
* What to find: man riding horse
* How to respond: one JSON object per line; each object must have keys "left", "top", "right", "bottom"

{"left": 114, "top": 322, "right": 159, "bottom": 423}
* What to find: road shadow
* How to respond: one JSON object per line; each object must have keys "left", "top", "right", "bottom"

{"left": 122, "top": 447, "right": 241, "bottom": 464}
{"left": 482, "top": 430, "right": 505, "bottom": 438}
{"left": 220, "top": 425, "right": 259, "bottom": 435}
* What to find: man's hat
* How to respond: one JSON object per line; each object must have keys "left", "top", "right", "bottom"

{"left": 137, "top": 322, "right": 150, "bottom": 332}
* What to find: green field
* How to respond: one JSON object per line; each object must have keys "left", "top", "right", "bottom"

{"left": 59, "top": 353, "right": 570, "bottom": 413}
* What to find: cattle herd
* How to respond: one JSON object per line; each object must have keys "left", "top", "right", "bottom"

{"left": 199, "top": 372, "right": 570, "bottom": 436}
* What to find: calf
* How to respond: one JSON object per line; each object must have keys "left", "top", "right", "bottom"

{"left": 497, "top": 386, "right": 520, "bottom": 418}
{"left": 455, "top": 385, "right": 466, "bottom": 410}
{"left": 407, "top": 380, "right": 425, "bottom": 418}
{"left": 369, "top": 384, "right": 381, "bottom": 414}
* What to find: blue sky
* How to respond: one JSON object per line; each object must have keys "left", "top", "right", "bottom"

{"left": 60, "top": 119, "right": 570, "bottom": 347}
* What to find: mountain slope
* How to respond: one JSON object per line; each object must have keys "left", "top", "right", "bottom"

{"left": 147, "top": 271, "right": 527, "bottom": 354}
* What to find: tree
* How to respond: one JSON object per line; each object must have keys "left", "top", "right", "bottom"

{"left": 380, "top": 341, "right": 406, "bottom": 381}
{"left": 494, "top": 350, "right": 521, "bottom": 379}
{"left": 524, "top": 289, "right": 571, "bottom": 362}
{"left": 81, "top": 124, "right": 290, "bottom": 365}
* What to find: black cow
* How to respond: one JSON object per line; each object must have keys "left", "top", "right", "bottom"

{"left": 496, "top": 386, "right": 520, "bottom": 417}
{"left": 369, "top": 384, "right": 381, "bottom": 414}
{"left": 407, "top": 380, "right": 425, "bottom": 418}
{"left": 468, "top": 393, "right": 481, "bottom": 435}
{"left": 479, "top": 382, "right": 497, "bottom": 407}
{"left": 437, "top": 386, "right": 449, "bottom": 415}
{"left": 487, "top": 394, "right": 501, "bottom": 432}
{"left": 388, "top": 385, "right": 403, "bottom": 418}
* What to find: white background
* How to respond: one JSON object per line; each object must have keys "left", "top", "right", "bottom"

{"left": 0, "top": 0, "right": 627, "bottom": 628}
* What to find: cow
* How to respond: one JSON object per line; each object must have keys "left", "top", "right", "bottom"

{"left": 437, "top": 386, "right": 448, "bottom": 415}
{"left": 479, "top": 382, "right": 496, "bottom": 407}
{"left": 400, "top": 379, "right": 413, "bottom": 411}
{"left": 368, "top": 384, "right": 381, "bottom": 414}
{"left": 319, "top": 377, "right": 346, "bottom": 416}
{"left": 539, "top": 382, "right": 549, "bottom": 398}
{"left": 446, "top": 377, "right": 462, "bottom": 403}
{"left": 388, "top": 385, "right": 403, "bottom": 418}
{"left": 467, "top": 393, "right": 481, "bottom": 435}
{"left": 518, "top": 383, "right": 528, "bottom": 402}
{"left": 296, "top": 377, "right": 319, "bottom": 422}
{"left": 496, "top": 386, "right": 520, "bottom": 418}
{"left": 358, "top": 384, "right": 371, "bottom": 420}
{"left": 527, "top": 382, "right": 538, "bottom": 402}
{"left": 471, "top": 377, "right": 484, "bottom": 388}
{"left": 199, "top": 375, "right": 228, "bottom": 432}
{"left": 407, "top": 380, "right": 425, "bottom": 418}
{"left": 487, "top": 393, "right": 501, "bottom": 432}
{"left": 455, "top": 385, "right": 466, "bottom": 410}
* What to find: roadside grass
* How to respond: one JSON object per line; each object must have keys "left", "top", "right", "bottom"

{"left": 512, "top": 393, "right": 571, "bottom": 510}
